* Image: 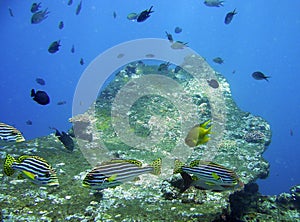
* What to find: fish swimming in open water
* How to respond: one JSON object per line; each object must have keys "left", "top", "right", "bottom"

{"left": 137, "top": 6, "right": 154, "bottom": 22}
{"left": 252, "top": 71, "right": 270, "bottom": 82}
{"left": 224, "top": 9, "right": 237, "bottom": 24}
{"left": 31, "top": 2, "right": 41, "bottom": 13}
{"left": 75, "top": 0, "right": 82, "bottom": 15}
{"left": 31, "top": 8, "right": 49, "bottom": 24}
{"left": 204, "top": 0, "right": 224, "bottom": 7}
{"left": 48, "top": 40, "right": 61, "bottom": 53}
{"left": 31, "top": 89, "right": 50, "bottom": 105}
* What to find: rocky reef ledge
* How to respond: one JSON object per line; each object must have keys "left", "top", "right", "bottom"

{"left": 1, "top": 55, "right": 298, "bottom": 221}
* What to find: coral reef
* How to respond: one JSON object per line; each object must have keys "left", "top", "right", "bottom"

{"left": 1, "top": 55, "right": 296, "bottom": 221}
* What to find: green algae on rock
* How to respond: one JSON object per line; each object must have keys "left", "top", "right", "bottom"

{"left": 0, "top": 54, "right": 280, "bottom": 221}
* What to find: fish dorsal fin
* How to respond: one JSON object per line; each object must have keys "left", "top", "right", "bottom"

{"left": 101, "top": 159, "right": 142, "bottom": 167}
{"left": 17, "top": 155, "right": 47, "bottom": 164}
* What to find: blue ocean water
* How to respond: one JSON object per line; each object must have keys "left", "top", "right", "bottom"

{"left": 1, "top": 0, "right": 299, "bottom": 195}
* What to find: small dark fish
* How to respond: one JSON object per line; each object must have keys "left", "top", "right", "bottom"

{"left": 174, "top": 27, "right": 182, "bottom": 34}
{"left": 225, "top": 9, "right": 237, "bottom": 25}
{"left": 117, "top": 53, "right": 124, "bottom": 58}
{"left": 36, "top": 78, "right": 45, "bottom": 86}
{"left": 252, "top": 71, "right": 270, "bottom": 82}
{"left": 207, "top": 79, "right": 219, "bottom": 89}
{"left": 8, "top": 8, "right": 14, "bottom": 17}
{"left": 145, "top": 54, "right": 155, "bottom": 58}
{"left": 290, "top": 129, "right": 293, "bottom": 136}
{"left": 26, "top": 120, "right": 33, "bottom": 125}
{"left": 48, "top": 40, "right": 61, "bottom": 54}
{"left": 158, "top": 62, "right": 170, "bottom": 72}
{"left": 71, "top": 44, "right": 75, "bottom": 53}
{"left": 232, "top": 70, "right": 236, "bottom": 74}
{"left": 31, "top": 9, "right": 50, "bottom": 24}
{"left": 204, "top": 0, "right": 224, "bottom": 7}
{"left": 76, "top": 0, "right": 82, "bottom": 15}
{"left": 68, "top": 0, "right": 73, "bottom": 6}
{"left": 213, "top": 57, "right": 224, "bottom": 64}
{"left": 58, "top": 21, "right": 64, "bottom": 29}
{"left": 57, "top": 101, "right": 66, "bottom": 105}
{"left": 31, "top": 89, "right": 50, "bottom": 105}
{"left": 174, "top": 66, "right": 182, "bottom": 73}
{"left": 127, "top": 12, "right": 138, "bottom": 21}
{"left": 53, "top": 128, "right": 74, "bottom": 151}
{"left": 31, "top": 2, "right": 41, "bottom": 13}
{"left": 80, "top": 58, "right": 84, "bottom": 65}
{"left": 165, "top": 32, "right": 173, "bottom": 43}
{"left": 171, "top": 41, "right": 188, "bottom": 49}
{"left": 113, "top": 11, "right": 117, "bottom": 19}
{"left": 137, "top": 6, "right": 154, "bottom": 22}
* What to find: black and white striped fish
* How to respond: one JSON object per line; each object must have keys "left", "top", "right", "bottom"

{"left": 0, "top": 122, "right": 25, "bottom": 142}
{"left": 83, "top": 158, "right": 161, "bottom": 190}
{"left": 174, "top": 159, "right": 243, "bottom": 192}
{"left": 4, "top": 154, "right": 59, "bottom": 186}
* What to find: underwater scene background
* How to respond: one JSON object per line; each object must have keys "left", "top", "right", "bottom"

{"left": 1, "top": 0, "right": 300, "bottom": 221}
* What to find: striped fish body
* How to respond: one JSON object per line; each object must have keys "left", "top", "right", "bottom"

{"left": 0, "top": 122, "right": 25, "bottom": 142}
{"left": 4, "top": 154, "right": 59, "bottom": 186}
{"left": 182, "top": 161, "right": 239, "bottom": 186}
{"left": 174, "top": 159, "right": 243, "bottom": 191}
{"left": 83, "top": 158, "right": 161, "bottom": 190}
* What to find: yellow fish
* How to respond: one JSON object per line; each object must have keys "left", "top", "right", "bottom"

{"left": 185, "top": 120, "right": 212, "bottom": 147}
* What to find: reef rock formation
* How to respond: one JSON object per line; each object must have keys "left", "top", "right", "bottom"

{"left": 0, "top": 54, "right": 279, "bottom": 221}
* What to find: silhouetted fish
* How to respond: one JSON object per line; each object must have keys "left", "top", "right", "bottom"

{"left": 71, "top": 44, "right": 75, "bottom": 53}
{"left": 31, "top": 3, "right": 41, "bottom": 13}
{"left": 31, "top": 89, "right": 50, "bottom": 105}
{"left": 58, "top": 21, "right": 64, "bottom": 29}
{"left": 252, "top": 71, "right": 270, "bottom": 82}
{"left": 224, "top": 9, "right": 237, "bottom": 24}
{"left": 174, "top": 27, "right": 182, "bottom": 34}
{"left": 165, "top": 32, "right": 173, "bottom": 43}
{"left": 137, "top": 6, "right": 154, "bottom": 22}
{"left": 57, "top": 101, "right": 66, "bottom": 105}
{"left": 113, "top": 11, "right": 117, "bottom": 19}
{"left": 76, "top": 0, "right": 82, "bottom": 15}
{"left": 26, "top": 120, "right": 33, "bottom": 125}
{"left": 68, "top": 0, "right": 73, "bottom": 6}
{"left": 8, "top": 8, "right": 14, "bottom": 17}
{"left": 213, "top": 57, "right": 224, "bottom": 64}
{"left": 80, "top": 58, "right": 84, "bottom": 65}
{"left": 53, "top": 128, "right": 74, "bottom": 151}
{"left": 36, "top": 78, "right": 45, "bottom": 86}
{"left": 31, "top": 9, "right": 49, "bottom": 24}
{"left": 48, "top": 40, "right": 60, "bottom": 54}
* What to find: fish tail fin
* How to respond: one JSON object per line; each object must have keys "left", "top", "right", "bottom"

{"left": 150, "top": 158, "right": 162, "bottom": 175}
{"left": 31, "top": 89, "right": 35, "bottom": 97}
{"left": 4, "top": 154, "right": 17, "bottom": 176}
{"left": 265, "top": 76, "right": 271, "bottom": 82}
{"left": 173, "top": 159, "right": 184, "bottom": 174}
{"left": 180, "top": 172, "right": 193, "bottom": 193}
